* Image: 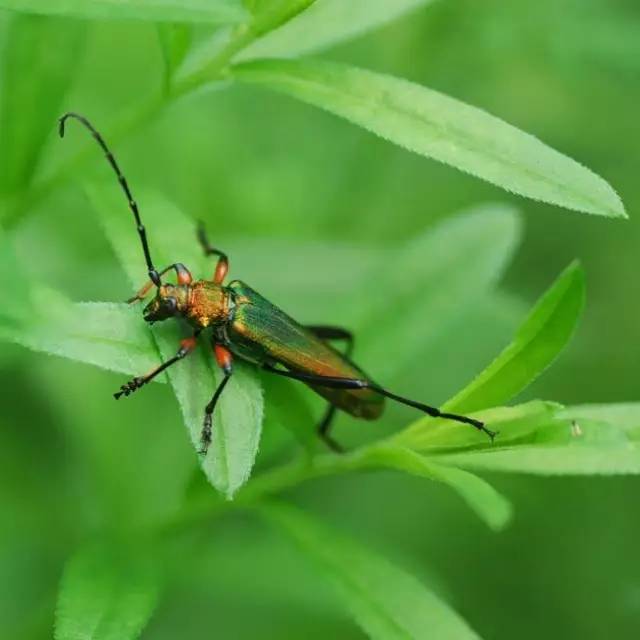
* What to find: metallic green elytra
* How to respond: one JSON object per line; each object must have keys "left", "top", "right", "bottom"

{"left": 59, "top": 112, "right": 495, "bottom": 455}
{"left": 226, "top": 281, "right": 384, "bottom": 419}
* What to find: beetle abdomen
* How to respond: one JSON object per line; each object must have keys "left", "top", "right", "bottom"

{"left": 226, "top": 280, "right": 384, "bottom": 420}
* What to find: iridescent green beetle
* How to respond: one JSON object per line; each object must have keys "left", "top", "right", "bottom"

{"left": 59, "top": 112, "right": 494, "bottom": 454}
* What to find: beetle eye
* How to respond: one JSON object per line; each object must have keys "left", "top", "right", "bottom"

{"left": 165, "top": 297, "right": 177, "bottom": 313}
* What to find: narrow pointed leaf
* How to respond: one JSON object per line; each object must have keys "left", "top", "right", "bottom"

{"left": 246, "top": 1, "right": 317, "bottom": 40}
{"left": 561, "top": 403, "right": 640, "bottom": 440}
{"left": 445, "top": 261, "right": 585, "bottom": 415}
{"left": 0, "top": 0, "right": 247, "bottom": 24}
{"left": 157, "top": 23, "right": 193, "bottom": 89}
{"left": 426, "top": 403, "right": 640, "bottom": 476}
{"left": 0, "top": 226, "right": 160, "bottom": 374}
{"left": 362, "top": 445, "right": 512, "bottom": 530}
{"left": 0, "top": 227, "right": 32, "bottom": 322}
{"left": 87, "top": 185, "right": 263, "bottom": 498}
{"left": 395, "top": 401, "right": 564, "bottom": 452}
{"left": 232, "top": 59, "right": 625, "bottom": 218}
{"left": 0, "top": 14, "right": 85, "bottom": 205}
{"left": 54, "top": 542, "right": 159, "bottom": 640}
{"left": 356, "top": 204, "right": 521, "bottom": 377}
{"left": 261, "top": 503, "right": 480, "bottom": 640}
{"left": 4, "top": 297, "right": 164, "bottom": 380}
{"left": 239, "top": 0, "right": 435, "bottom": 60}
{"left": 437, "top": 442, "right": 640, "bottom": 476}
{"left": 396, "top": 263, "right": 584, "bottom": 448}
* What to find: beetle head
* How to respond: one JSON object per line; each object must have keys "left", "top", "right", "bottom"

{"left": 143, "top": 284, "right": 179, "bottom": 323}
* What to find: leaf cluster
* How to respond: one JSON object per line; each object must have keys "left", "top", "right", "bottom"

{"left": 0, "top": 1, "right": 634, "bottom": 638}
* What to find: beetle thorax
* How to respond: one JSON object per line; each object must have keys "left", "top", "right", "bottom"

{"left": 184, "top": 280, "right": 232, "bottom": 328}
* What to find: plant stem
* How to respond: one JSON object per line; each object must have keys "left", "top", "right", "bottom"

{"left": 159, "top": 448, "right": 376, "bottom": 539}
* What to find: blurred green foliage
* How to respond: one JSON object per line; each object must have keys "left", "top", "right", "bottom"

{"left": 0, "top": 1, "right": 639, "bottom": 638}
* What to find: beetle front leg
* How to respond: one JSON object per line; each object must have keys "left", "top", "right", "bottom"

{"left": 126, "top": 263, "right": 193, "bottom": 303}
{"left": 114, "top": 333, "right": 199, "bottom": 399}
{"left": 199, "top": 344, "right": 233, "bottom": 455}
{"left": 197, "top": 223, "right": 229, "bottom": 285}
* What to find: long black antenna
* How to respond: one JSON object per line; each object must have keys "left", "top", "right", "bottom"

{"left": 58, "top": 112, "right": 160, "bottom": 286}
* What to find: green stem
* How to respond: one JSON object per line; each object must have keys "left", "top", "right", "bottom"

{"left": 159, "top": 448, "right": 377, "bottom": 539}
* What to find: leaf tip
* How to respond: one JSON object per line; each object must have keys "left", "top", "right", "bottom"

{"left": 584, "top": 173, "right": 627, "bottom": 219}
{"left": 487, "top": 496, "right": 514, "bottom": 532}
{"left": 602, "top": 183, "right": 628, "bottom": 219}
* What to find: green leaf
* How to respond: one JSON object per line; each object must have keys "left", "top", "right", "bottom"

{"left": 174, "top": 0, "right": 316, "bottom": 90}
{"left": 443, "top": 261, "right": 585, "bottom": 415}
{"left": 239, "top": 0, "right": 435, "bottom": 60}
{"left": 0, "top": 14, "right": 85, "bottom": 202}
{"left": 54, "top": 542, "right": 159, "bottom": 640}
{"left": 394, "top": 264, "right": 584, "bottom": 449}
{"left": 362, "top": 445, "right": 512, "bottom": 530}
{"left": 0, "top": 226, "right": 32, "bottom": 323}
{"left": 356, "top": 204, "right": 522, "bottom": 377}
{"left": 87, "top": 184, "right": 263, "bottom": 499}
{"left": 157, "top": 23, "right": 193, "bottom": 89}
{"left": 436, "top": 440, "right": 640, "bottom": 476}
{"left": 0, "top": 0, "right": 247, "bottom": 24}
{"left": 261, "top": 503, "right": 481, "bottom": 640}
{"left": 396, "top": 401, "right": 564, "bottom": 452}
{"left": 395, "top": 400, "right": 640, "bottom": 476}
{"left": 245, "top": 0, "right": 317, "bottom": 40}
{"left": 394, "top": 262, "right": 583, "bottom": 453}
{"left": 0, "top": 228, "right": 164, "bottom": 379}
{"left": 232, "top": 59, "right": 626, "bottom": 218}
{"left": 415, "top": 402, "right": 640, "bottom": 476}
{"left": 561, "top": 403, "right": 640, "bottom": 440}
{"left": 4, "top": 297, "right": 164, "bottom": 381}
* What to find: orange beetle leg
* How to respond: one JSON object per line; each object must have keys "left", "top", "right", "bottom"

{"left": 214, "top": 343, "right": 233, "bottom": 373}
{"left": 213, "top": 258, "right": 229, "bottom": 285}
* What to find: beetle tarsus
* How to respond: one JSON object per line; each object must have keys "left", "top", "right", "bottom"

{"left": 113, "top": 376, "right": 144, "bottom": 399}
{"left": 321, "top": 433, "right": 345, "bottom": 454}
{"left": 464, "top": 419, "right": 497, "bottom": 442}
{"left": 198, "top": 414, "right": 213, "bottom": 456}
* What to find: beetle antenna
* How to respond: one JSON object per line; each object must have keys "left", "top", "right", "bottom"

{"left": 58, "top": 112, "right": 161, "bottom": 287}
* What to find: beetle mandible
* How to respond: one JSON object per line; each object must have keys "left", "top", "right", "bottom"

{"left": 59, "top": 112, "right": 495, "bottom": 454}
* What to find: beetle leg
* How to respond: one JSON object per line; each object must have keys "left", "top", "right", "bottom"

{"left": 315, "top": 405, "right": 342, "bottom": 452}
{"left": 261, "top": 364, "right": 496, "bottom": 441}
{"left": 306, "top": 325, "right": 355, "bottom": 452}
{"left": 197, "top": 223, "right": 229, "bottom": 285}
{"left": 114, "top": 333, "right": 199, "bottom": 399}
{"left": 127, "top": 263, "right": 192, "bottom": 303}
{"left": 198, "top": 344, "right": 234, "bottom": 456}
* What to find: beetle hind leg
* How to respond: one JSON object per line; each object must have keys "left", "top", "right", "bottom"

{"left": 306, "top": 325, "right": 355, "bottom": 453}
{"left": 316, "top": 404, "right": 343, "bottom": 453}
{"left": 261, "top": 364, "right": 495, "bottom": 442}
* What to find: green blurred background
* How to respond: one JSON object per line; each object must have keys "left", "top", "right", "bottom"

{"left": 1, "top": 0, "right": 639, "bottom": 638}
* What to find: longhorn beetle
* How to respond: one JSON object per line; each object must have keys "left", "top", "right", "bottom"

{"left": 59, "top": 112, "right": 495, "bottom": 455}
